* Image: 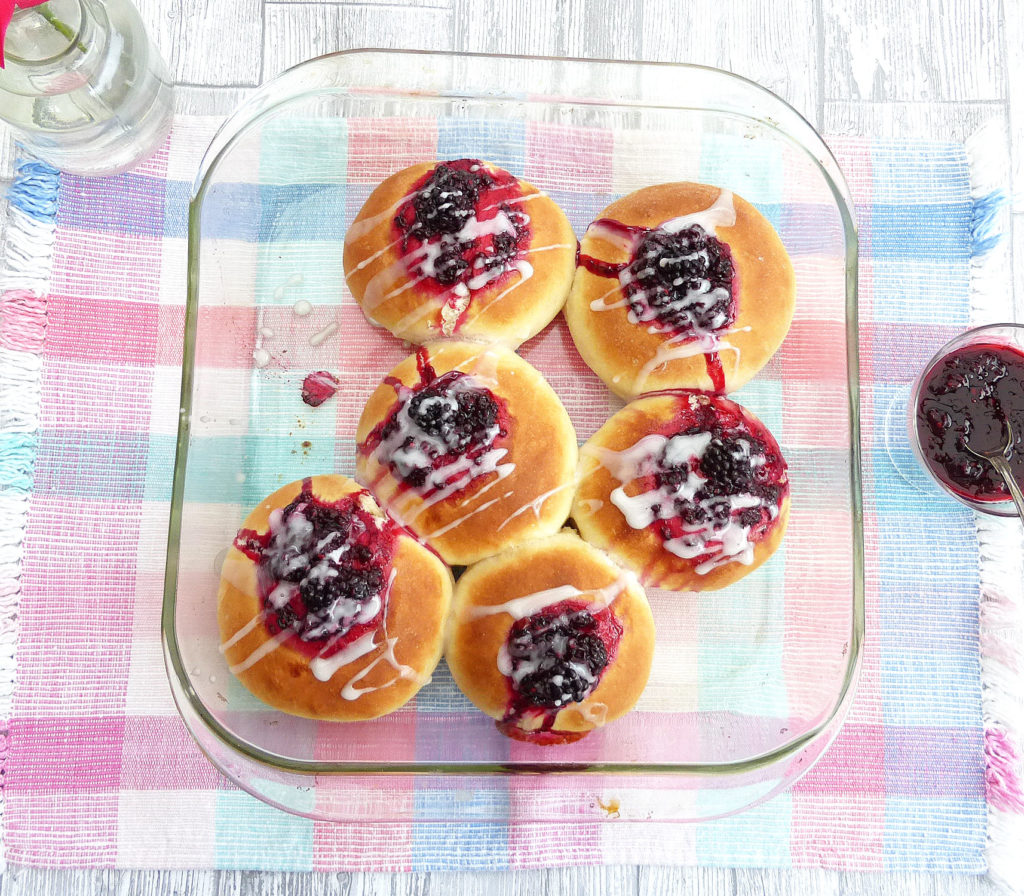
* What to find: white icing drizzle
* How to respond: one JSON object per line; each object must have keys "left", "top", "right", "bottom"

{"left": 396, "top": 449, "right": 515, "bottom": 524}
{"left": 228, "top": 629, "right": 292, "bottom": 675}
{"left": 391, "top": 302, "right": 438, "bottom": 339}
{"left": 309, "top": 321, "right": 339, "bottom": 346}
{"left": 587, "top": 219, "right": 638, "bottom": 254}
{"left": 588, "top": 428, "right": 776, "bottom": 575}
{"left": 470, "top": 259, "right": 533, "bottom": 309}
{"left": 355, "top": 172, "right": 569, "bottom": 335}
{"left": 340, "top": 635, "right": 418, "bottom": 701}
{"left": 420, "top": 488, "right": 514, "bottom": 539}
{"left": 223, "top": 556, "right": 417, "bottom": 702}
{"left": 273, "top": 273, "right": 304, "bottom": 301}
{"left": 661, "top": 189, "right": 736, "bottom": 234}
{"left": 292, "top": 299, "right": 313, "bottom": 317}
{"left": 496, "top": 481, "right": 574, "bottom": 532}
{"left": 219, "top": 611, "right": 267, "bottom": 652}
{"left": 579, "top": 702, "right": 609, "bottom": 725}
{"left": 308, "top": 628, "right": 379, "bottom": 682}
{"left": 370, "top": 372, "right": 516, "bottom": 527}
{"left": 526, "top": 242, "right": 577, "bottom": 254}
{"left": 476, "top": 573, "right": 635, "bottom": 709}
{"left": 362, "top": 251, "right": 426, "bottom": 312}
{"left": 252, "top": 348, "right": 271, "bottom": 368}
{"left": 636, "top": 330, "right": 744, "bottom": 389}
{"left": 470, "top": 572, "right": 634, "bottom": 622}
{"left": 589, "top": 282, "right": 630, "bottom": 312}
{"left": 344, "top": 196, "right": 405, "bottom": 244}
{"left": 471, "top": 584, "right": 590, "bottom": 622}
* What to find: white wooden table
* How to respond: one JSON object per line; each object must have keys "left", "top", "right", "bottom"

{"left": 1, "top": 0, "right": 1020, "bottom": 893}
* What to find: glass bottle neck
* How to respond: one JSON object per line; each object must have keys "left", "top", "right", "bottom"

{"left": 1, "top": 0, "right": 108, "bottom": 93}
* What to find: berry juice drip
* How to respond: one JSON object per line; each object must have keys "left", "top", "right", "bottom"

{"left": 915, "top": 342, "right": 1024, "bottom": 500}
{"left": 499, "top": 599, "right": 622, "bottom": 743}
{"left": 233, "top": 481, "right": 396, "bottom": 658}
{"left": 579, "top": 198, "right": 738, "bottom": 393}
{"left": 704, "top": 354, "right": 726, "bottom": 393}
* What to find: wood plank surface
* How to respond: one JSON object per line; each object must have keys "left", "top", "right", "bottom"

{"left": 1, "top": 0, "right": 1020, "bottom": 894}
{"left": 822, "top": 0, "right": 1004, "bottom": 102}
{"left": 263, "top": 2, "right": 455, "bottom": 77}
{"left": 639, "top": 0, "right": 819, "bottom": 123}
{"left": 134, "top": 0, "right": 264, "bottom": 85}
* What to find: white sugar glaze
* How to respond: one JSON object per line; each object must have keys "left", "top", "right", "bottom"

{"left": 219, "top": 610, "right": 266, "bottom": 652}
{"left": 469, "top": 571, "right": 636, "bottom": 622}
{"left": 308, "top": 321, "right": 338, "bottom": 347}
{"left": 308, "top": 628, "right": 379, "bottom": 682}
{"left": 496, "top": 481, "right": 574, "bottom": 532}
{"left": 227, "top": 629, "right": 291, "bottom": 675}
{"left": 419, "top": 488, "right": 514, "bottom": 539}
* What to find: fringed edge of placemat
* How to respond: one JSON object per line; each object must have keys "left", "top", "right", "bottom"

{"left": 965, "top": 119, "right": 1024, "bottom": 894}
{"left": 0, "top": 155, "right": 60, "bottom": 872}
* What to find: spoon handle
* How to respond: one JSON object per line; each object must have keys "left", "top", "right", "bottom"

{"left": 986, "top": 454, "right": 1024, "bottom": 523}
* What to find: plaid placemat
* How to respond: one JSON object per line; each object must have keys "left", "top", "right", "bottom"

{"left": 0, "top": 115, "right": 1021, "bottom": 876}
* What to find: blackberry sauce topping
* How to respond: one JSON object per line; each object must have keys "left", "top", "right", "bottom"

{"left": 234, "top": 483, "right": 394, "bottom": 651}
{"left": 915, "top": 342, "right": 1024, "bottom": 500}
{"left": 602, "top": 396, "right": 788, "bottom": 573}
{"left": 362, "top": 353, "right": 509, "bottom": 494}
{"left": 502, "top": 600, "right": 621, "bottom": 725}
{"left": 621, "top": 226, "right": 736, "bottom": 336}
{"left": 393, "top": 159, "right": 531, "bottom": 292}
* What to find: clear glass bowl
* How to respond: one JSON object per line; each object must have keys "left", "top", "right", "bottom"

{"left": 909, "top": 323, "right": 1024, "bottom": 517}
{"left": 162, "top": 50, "right": 863, "bottom": 822}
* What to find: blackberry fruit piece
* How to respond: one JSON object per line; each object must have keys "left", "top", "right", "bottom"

{"left": 407, "top": 386, "right": 460, "bottom": 438}
{"left": 299, "top": 566, "right": 384, "bottom": 618}
{"left": 506, "top": 608, "right": 610, "bottom": 709}
{"left": 433, "top": 244, "right": 469, "bottom": 286}
{"left": 700, "top": 438, "right": 753, "bottom": 496}
{"left": 404, "top": 163, "right": 490, "bottom": 240}
{"left": 624, "top": 226, "right": 735, "bottom": 333}
{"left": 518, "top": 663, "right": 590, "bottom": 707}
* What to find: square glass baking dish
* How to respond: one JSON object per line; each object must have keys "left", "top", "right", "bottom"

{"left": 163, "top": 50, "right": 862, "bottom": 822}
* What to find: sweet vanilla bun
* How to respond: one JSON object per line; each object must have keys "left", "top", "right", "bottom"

{"left": 572, "top": 391, "right": 791, "bottom": 591}
{"left": 445, "top": 530, "right": 655, "bottom": 745}
{"left": 217, "top": 475, "right": 453, "bottom": 721}
{"left": 565, "top": 182, "right": 796, "bottom": 399}
{"left": 343, "top": 158, "right": 576, "bottom": 348}
{"left": 355, "top": 341, "right": 577, "bottom": 566}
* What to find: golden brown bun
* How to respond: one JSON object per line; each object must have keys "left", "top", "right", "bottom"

{"left": 445, "top": 531, "right": 655, "bottom": 741}
{"left": 343, "top": 159, "right": 576, "bottom": 348}
{"left": 572, "top": 392, "right": 790, "bottom": 591}
{"left": 217, "top": 475, "right": 453, "bottom": 721}
{"left": 565, "top": 182, "right": 795, "bottom": 399}
{"left": 355, "top": 341, "right": 577, "bottom": 566}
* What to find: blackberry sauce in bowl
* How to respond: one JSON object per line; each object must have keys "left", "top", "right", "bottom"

{"left": 911, "top": 325, "right": 1024, "bottom": 512}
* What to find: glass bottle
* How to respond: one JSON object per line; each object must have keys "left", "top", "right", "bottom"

{"left": 0, "top": 0, "right": 174, "bottom": 176}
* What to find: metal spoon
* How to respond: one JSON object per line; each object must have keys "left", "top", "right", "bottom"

{"left": 965, "top": 416, "right": 1024, "bottom": 521}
